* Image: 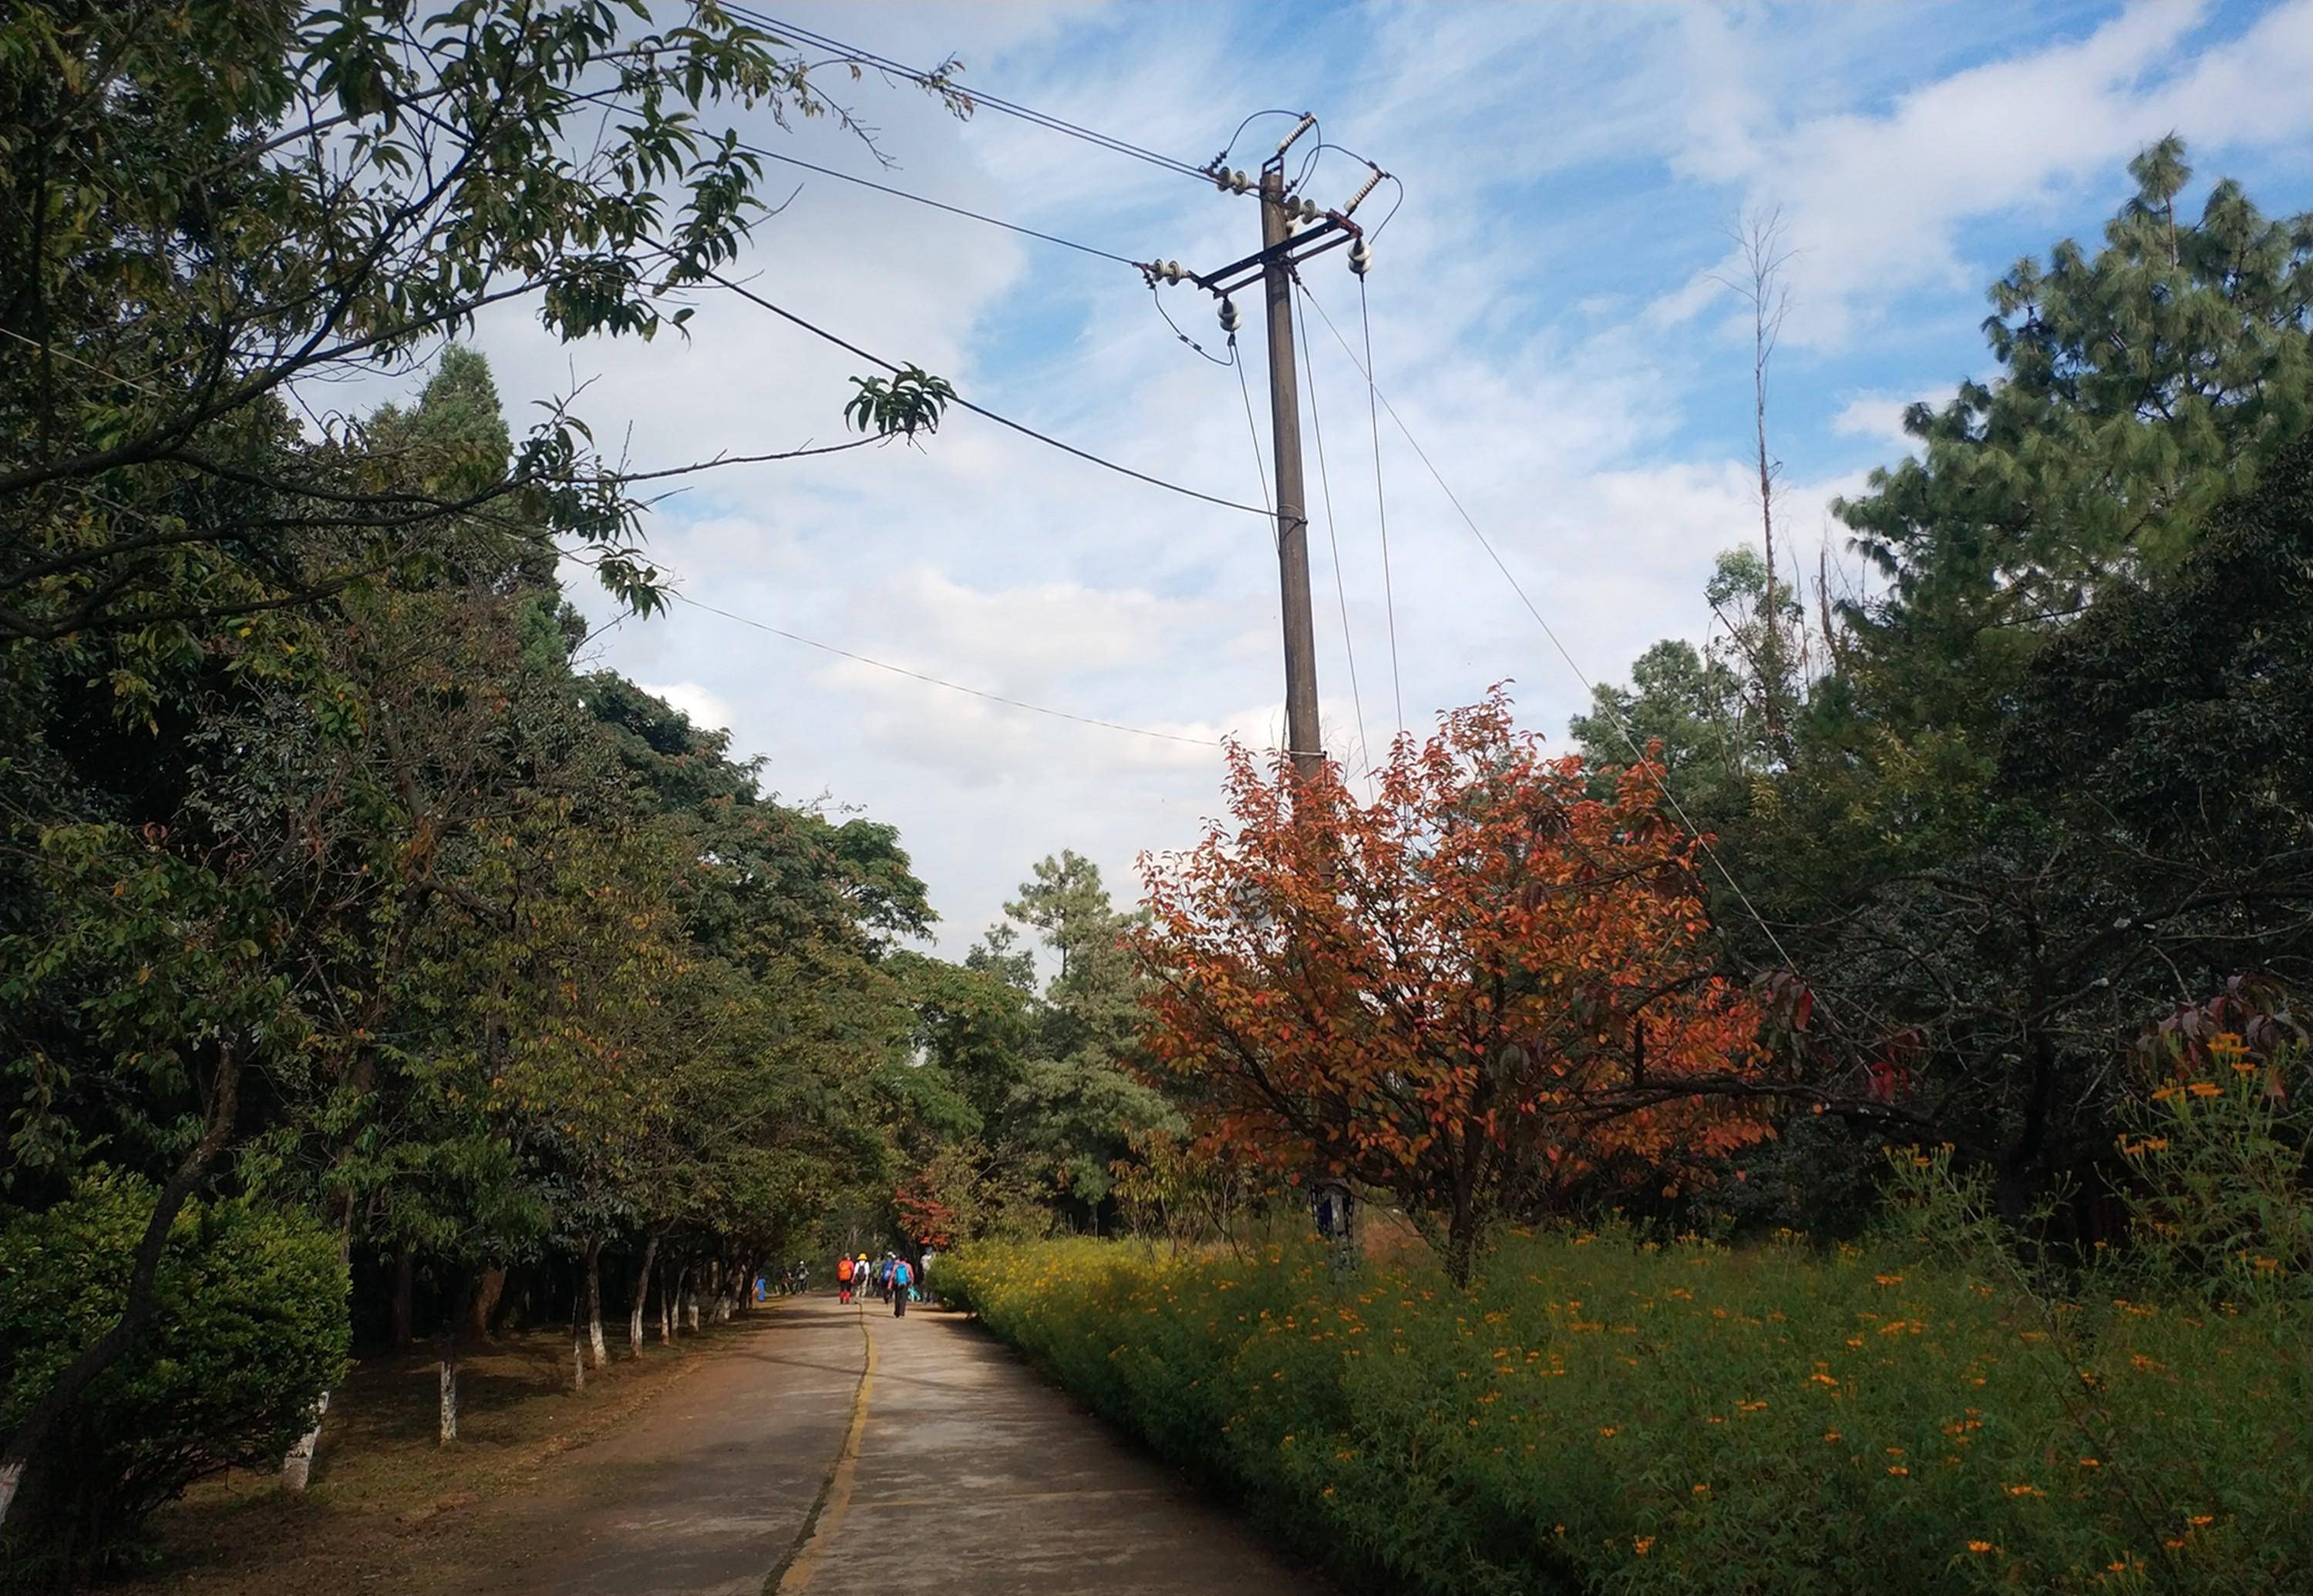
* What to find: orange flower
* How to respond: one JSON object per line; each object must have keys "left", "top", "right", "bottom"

{"left": 1633, "top": 1537, "right": 1655, "bottom": 1556}
{"left": 1967, "top": 1541, "right": 1994, "bottom": 1554}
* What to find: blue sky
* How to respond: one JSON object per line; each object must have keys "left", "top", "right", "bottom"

{"left": 459, "top": 0, "right": 2313, "bottom": 956}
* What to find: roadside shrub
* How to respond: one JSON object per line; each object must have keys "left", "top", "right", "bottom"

{"left": 951, "top": 1211, "right": 2308, "bottom": 1593}
{"left": 0, "top": 1171, "right": 349, "bottom": 1586}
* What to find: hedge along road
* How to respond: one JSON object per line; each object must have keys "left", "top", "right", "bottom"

{"left": 486, "top": 1292, "right": 1329, "bottom": 1596}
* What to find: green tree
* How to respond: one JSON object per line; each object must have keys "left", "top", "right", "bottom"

{"left": 1837, "top": 136, "right": 2312, "bottom": 732}
{"left": 0, "top": 0, "right": 960, "bottom": 1524}
{"left": 1580, "top": 140, "right": 2313, "bottom": 1223}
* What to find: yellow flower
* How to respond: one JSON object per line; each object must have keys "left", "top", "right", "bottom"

{"left": 2187, "top": 1080, "right": 2221, "bottom": 1098}
{"left": 1887, "top": 1465, "right": 1909, "bottom": 1476}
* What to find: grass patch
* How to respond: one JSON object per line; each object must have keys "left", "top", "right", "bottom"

{"left": 947, "top": 1229, "right": 2308, "bottom": 1594}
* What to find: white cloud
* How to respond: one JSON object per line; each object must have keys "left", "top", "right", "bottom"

{"left": 1657, "top": 0, "right": 2313, "bottom": 347}
{"left": 473, "top": 0, "right": 2313, "bottom": 957}
{"left": 1830, "top": 395, "right": 1917, "bottom": 452}
{"left": 635, "top": 680, "right": 739, "bottom": 734}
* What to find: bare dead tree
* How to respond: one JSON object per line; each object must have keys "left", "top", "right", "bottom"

{"left": 1711, "top": 208, "right": 1798, "bottom": 740}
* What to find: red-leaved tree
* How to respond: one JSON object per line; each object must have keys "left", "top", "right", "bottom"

{"left": 1136, "top": 692, "right": 1770, "bottom": 1281}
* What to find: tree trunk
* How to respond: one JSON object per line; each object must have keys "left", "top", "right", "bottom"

{"left": 582, "top": 1239, "right": 608, "bottom": 1369}
{"left": 628, "top": 1234, "right": 660, "bottom": 1359}
{"left": 390, "top": 1243, "right": 416, "bottom": 1349}
{"left": 682, "top": 1265, "right": 700, "bottom": 1332}
{"left": 571, "top": 1304, "right": 587, "bottom": 1393}
{"left": 439, "top": 1279, "right": 463, "bottom": 1445}
{"left": 658, "top": 1257, "right": 674, "bottom": 1345}
{"left": 0, "top": 1043, "right": 240, "bottom": 1531}
{"left": 281, "top": 1391, "right": 330, "bottom": 1491}
{"left": 469, "top": 1264, "right": 506, "bottom": 1343}
{"left": 1443, "top": 1200, "right": 1483, "bottom": 1289}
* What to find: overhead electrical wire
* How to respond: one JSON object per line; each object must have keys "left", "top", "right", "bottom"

{"left": 1232, "top": 334, "right": 1277, "bottom": 551}
{"left": 726, "top": 6, "right": 1214, "bottom": 182}
{"left": 705, "top": 271, "right": 1271, "bottom": 519}
{"left": 731, "top": 137, "right": 1150, "bottom": 268}
{"left": 1295, "top": 281, "right": 1823, "bottom": 996}
{"left": 1310, "top": 145, "right": 1404, "bottom": 237}
{"left": 1151, "top": 284, "right": 1237, "bottom": 367}
{"left": 1210, "top": 109, "right": 1308, "bottom": 170}
{"left": 676, "top": 594, "right": 1225, "bottom": 749}
{"left": 1352, "top": 274, "right": 1405, "bottom": 737}
{"left": 1294, "top": 281, "right": 1375, "bottom": 783}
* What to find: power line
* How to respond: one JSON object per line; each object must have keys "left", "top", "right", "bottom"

{"left": 704, "top": 271, "right": 1271, "bottom": 518}
{"left": 1209, "top": 109, "right": 1307, "bottom": 171}
{"left": 727, "top": 7, "right": 1213, "bottom": 182}
{"left": 1233, "top": 333, "right": 1275, "bottom": 548}
{"left": 1294, "top": 281, "right": 1374, "bottom": 783}
{"left": 1296, "top": 281, "right": 1823, "bottom": 995}
{"left": 1354, "top": 275, "right": 1404, "bottom": 736}
{"left": 1150, "top": 284, "right": 1237, "bottom": 367}
{"left": 732, "top": 138, "right": 1149, "bottom": 268}
{"left": 675, "top": 594, "right": 1224, "bottom": 749}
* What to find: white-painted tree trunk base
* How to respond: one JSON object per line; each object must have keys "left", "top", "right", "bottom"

{"left": 572, "top": 1332, "right": 586, "bottom": 1392}
{"left": 439, "top": 1361, "right": 458, "bottom": 1444}
{"left": 0, "top": 1459, "right": 23, "bottom": 1527}
{"left": 281, "top": 1390, "right": 330, "bottom": 1491}
{"left": 588, "top": 1315, "right": 608, "bottom": 1368}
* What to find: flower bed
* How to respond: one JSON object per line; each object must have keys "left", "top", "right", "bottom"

{"left": 945, "top": 1227, "right": 2306, "bottom": 1594}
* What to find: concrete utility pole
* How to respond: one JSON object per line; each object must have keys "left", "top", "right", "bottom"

{"left": 1261, "top": 155, "right": 1322, "bottom": 782}
{"left": 1150, "top": 113, "right": 1381, "bottom": 784}
{"left": 1147, "top": 116, "right": 1393, "bottom": 1273}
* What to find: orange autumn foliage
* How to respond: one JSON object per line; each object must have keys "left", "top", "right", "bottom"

{"left": 1135, "top": 692, "right": 1770, "bottom": 1275}
{"left": 894, "top": 1170, "right": 960, "bottom": 1251}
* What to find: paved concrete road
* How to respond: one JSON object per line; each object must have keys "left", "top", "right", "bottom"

{"left": 494, "top": 1305, "right": 864, "bottom": 1596}
{"left": 782, "top": 1294, "right": 1328, "bottom": 1595}
{"left": 503, "top": 1291, "right": 1327, "bottom": 1594}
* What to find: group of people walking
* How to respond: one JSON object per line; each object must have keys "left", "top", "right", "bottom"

{"left": 834, "top": 1250, "right": 919, "bottom": 1315}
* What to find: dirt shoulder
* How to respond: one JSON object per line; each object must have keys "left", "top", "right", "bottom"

{"left": 131, "top": 1307, "right": 842, "bottom": 1596}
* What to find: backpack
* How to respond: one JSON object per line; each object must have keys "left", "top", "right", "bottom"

{"left": 893, "top": 1261, "right": 913, "bottom": 1288}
